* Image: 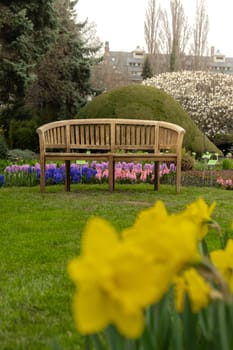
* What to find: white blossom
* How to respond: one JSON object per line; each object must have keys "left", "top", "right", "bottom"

{"left": 142, "top": 71, "right": 233, "bottom": 138}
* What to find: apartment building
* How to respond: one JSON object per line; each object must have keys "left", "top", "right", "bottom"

{"left": 209, "top": 47, "right": 233, "bottom": 75}
{"left": 91, "top": 42, "right": 233, "bottom": 90}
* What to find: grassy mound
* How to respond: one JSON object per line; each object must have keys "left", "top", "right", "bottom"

{"left": 77, "top": 85, "right": 220, "bottom": 155}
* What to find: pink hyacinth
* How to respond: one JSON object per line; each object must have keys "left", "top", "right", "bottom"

{"left": 216, "top": 176, "right": 224, "bottom": 186}
{"left": 95, "top": 170, "right": 103, "bottom": 181}
{"left": 225, "top": 179, "right": 232, "bottom": 188}
{"left": 140, "top": 171, "right": 148, "bottom": 182}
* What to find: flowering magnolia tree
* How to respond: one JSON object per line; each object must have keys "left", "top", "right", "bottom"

{"left": 143, "top": 71, "right": 233, "bottom": 139}
{"left": 68, "top": 198, "right": 233, "bottom": 350}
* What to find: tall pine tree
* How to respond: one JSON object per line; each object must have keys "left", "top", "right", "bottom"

{"left": 142, "top": 56, "right": 153, "bottom": 80}
{"left": 26, "top": 0, "right": 102, "bottom": 121}
{"left": 0, "top": 0, "right": 57, "bottom": 135}
{"left": 0, "top": 0, "right": 102, "bottom": 149}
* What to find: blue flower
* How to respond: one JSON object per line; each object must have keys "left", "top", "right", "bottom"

{"left": 72, "top": 173, "right": 81, "bottom": 183}
{"left": 54, "top": 168, "right": 64, "bottom": 184}
{"left": 0, "top": 175, "right": 4, "bottom": 186}
{"left": 82, "top": 167, "right": 96, "bottom": 182}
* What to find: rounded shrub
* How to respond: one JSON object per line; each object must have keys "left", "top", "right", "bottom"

{"left": 77, "top": 85, "right": 220, "bottom": 156}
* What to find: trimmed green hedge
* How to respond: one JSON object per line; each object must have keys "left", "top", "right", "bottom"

{"left": 77, "top": 85, "right": 220, "bottom": 155}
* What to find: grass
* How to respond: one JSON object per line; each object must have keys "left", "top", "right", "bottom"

{"left": 0, "top": 183, "right": 233, "bottom": 350}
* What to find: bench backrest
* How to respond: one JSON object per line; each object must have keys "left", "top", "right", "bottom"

{"left": 36, "top": 118, "right": 185, "bottom": 154}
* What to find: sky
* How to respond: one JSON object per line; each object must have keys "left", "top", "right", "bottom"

{"left": 76, "top": 0, "right": 233, "bottom": 57}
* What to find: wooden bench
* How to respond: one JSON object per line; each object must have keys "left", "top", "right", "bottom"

{"left": 36, "top": 118, "right": 185, "bottom": 192}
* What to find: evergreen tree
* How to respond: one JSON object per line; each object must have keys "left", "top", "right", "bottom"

{"left": 0, "top": 0, "right": 102, "bottom": 148}
{"left": 142, "top": 56, "right": 153, "bottom": 80}
{"left": 0, "top": 0, "right": 57, "bottom": 134}
{"left": 26, "top": 0, "right": 102, "bottom": 121}
{"left": 0, "top": 1, "right": 57, "bottom": 104}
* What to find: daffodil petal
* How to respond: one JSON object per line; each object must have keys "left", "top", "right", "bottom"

{"left": 72, "top": 287, "right": 110, "bottom": 334}
{"left": 82, "top": 217, "right": 120, "bottom": 259}
{"left": 112, "top": 308, "right": 144, "bottom": 339}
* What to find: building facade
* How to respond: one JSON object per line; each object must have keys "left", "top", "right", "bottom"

{"left": 209, "top": 47, "right": 233, "bottom": 75}
{"left": 91, "top": 42, "right": 233, "bottom": 91}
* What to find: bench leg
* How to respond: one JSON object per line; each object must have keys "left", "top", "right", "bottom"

{"left": 154, "top": 161, "right": 160, "bottom": 191}
{"left": 108, "top": 157, "right": 115, "bottom": 192}
{"left": 40, "top": 157, "right": 46, "bottom": 192}
{"left": 176, "top": 159, "right": 181, "bottom": 193}
{"left": 65, "top": 160, "right": 71, "bottom": 191}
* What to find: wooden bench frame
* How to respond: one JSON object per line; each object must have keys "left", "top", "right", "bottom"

{"left": 36, "top": 118, "right": 185, "bottom": 192}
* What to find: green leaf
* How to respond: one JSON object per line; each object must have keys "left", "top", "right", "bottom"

{"left": 181, "top": 294, "right": 198, "bottom": 350}
{"left": 91, "top": 334, "right": 107, "bottom": 350}
{"left": 200, "top": 239, "right": 210, "bottom": 257}
{"left": 104, "top": 325, "right": 128, "bottom": 350}
{"left": 220, "top": 231, "right": 229, "bottom": 249}
{"left": 198, "top": 303, "right": 214, "bottom": 341}
{"left": 170, "top": 311, "right": 184, "bottom": 350}
{"left": 84, "top": 336, "right": 91, "bottom": 350}
{"left": 216, "top": 301, "right": 229, "bottom": 350}
{"left": 155, "top": 290, "right": 173, "bottom": 350}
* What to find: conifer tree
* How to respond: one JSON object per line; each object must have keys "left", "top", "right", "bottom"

{"left": 26, "top": 0, "right": 102, "bottom": 121}
{"left": 142, "top": 56, "right": 153, "bottom": 80}
{"left": 0, "top": 0, "right": 102, "bottom": 148}
{"left": 0, "top": 0, "right": 57, "bottom": 135}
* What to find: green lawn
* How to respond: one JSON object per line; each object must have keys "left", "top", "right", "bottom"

{"left": 0, "top": 184, "right": 233, "bottom": 350}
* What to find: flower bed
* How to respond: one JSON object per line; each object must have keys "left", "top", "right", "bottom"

{"left": 0, "top": 161, "right": 176, "bottom": 187}
{"left": 1, "top": 161, "right": 232, "bottom": 190}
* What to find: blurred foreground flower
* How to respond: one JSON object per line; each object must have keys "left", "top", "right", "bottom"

{"left": 68, "top": 217, "right": 159, "bottom": 338}
{"left": 211, "top": 239, "right": 233, "bottom": 293}
{"left": 68, "top": 198, "right": 233, "bottom": 350}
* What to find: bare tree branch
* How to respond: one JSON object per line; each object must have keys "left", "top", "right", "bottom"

{"left": 159, "top": 0, "right": 191, "bottom": 71}
{"left": 191, "top": 0, "right": 209, "bottom": 68}
{"left": 144, "top": 0, "right": 162, "bottom": 54}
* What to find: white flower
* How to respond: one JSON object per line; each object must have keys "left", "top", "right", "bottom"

{"left": 143, "top": 71, "right": 233, "bottom": 138}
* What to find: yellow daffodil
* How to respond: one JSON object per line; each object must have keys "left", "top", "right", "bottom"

{"left": 180, "top": 197, "right": 216, "bottom": 240}
{"left": 174, "top": 268, "right": 211, "bottom": 313}
{"left": 67, "top": 198, "right": 233, "bottom": 347}
{"left": 122, "top": 200, "right": 201, "bottom": 276}
{"left": 68, "top": 217, "right": 161, "bottom": 339}
{"left": 210, "top": 239, "right": 233, "bottom": 293}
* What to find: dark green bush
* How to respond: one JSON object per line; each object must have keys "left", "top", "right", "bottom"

{"left": 0, "top": 159, "right": 9, "bottom": 172}
{"left": 77, "top": 85, "right": 220, "bottom": 156}
{"left": 0, "top": 134, "right": 8, "bottom": 159}
{"left": 9, "top": 119, "right": 39, "bottom": 152}
{"left": 212, "top": 133, "right": 233, "bottom": 155}
{"left": 181, "top": 151, "right": 195, "bottom": 171}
